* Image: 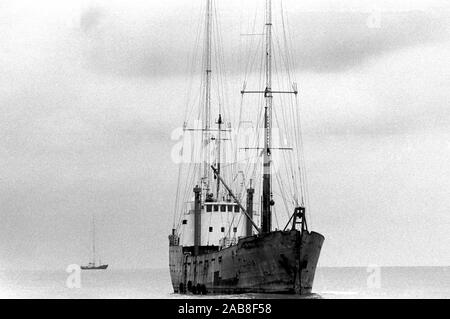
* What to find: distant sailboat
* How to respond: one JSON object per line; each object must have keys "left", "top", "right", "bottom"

{"left": 81, "top": 212, "right": 108, "bottom": 270}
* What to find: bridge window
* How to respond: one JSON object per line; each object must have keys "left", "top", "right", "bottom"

{"left": 206, "top": 205, "right": 212, "bottom": 212}
{"left": 221, "top": 205, "right": 226, "bottom": 212}
{"left": 209, "top": 227, "right": 213, "bottom": 232}
{"left": 214, "top": 205, "right": 219, "bottom": 212}
{"left": 234, "top": 206, "right": 240, "bottom": 213}
{"left": 182, "top": 220, "right": 187, "bottom": 225}
{"left": 227, "top": 205, "right": 233, "bottom": 211}
{"left": 221, "top": 227, "right": 225, "bottom": 233}
{"left": 233, "top": 227, "right": 237, "bottom": 233}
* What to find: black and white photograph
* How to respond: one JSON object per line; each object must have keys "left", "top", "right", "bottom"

{"left": 0, "top": 0, "right": 449, "bottom": 304}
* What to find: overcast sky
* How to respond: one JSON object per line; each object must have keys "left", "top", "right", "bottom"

{"left": 0, "top": 0, "right": 449, "bottom": 271}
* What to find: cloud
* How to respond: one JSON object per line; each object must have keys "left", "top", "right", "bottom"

{"left": 297, "top": 41, "right": 450, "bottom": 139}
{"left": 76, "top": 4, "right": 450, "bottom": 77}
{"left": 77, "top": 4, "right": 194, "bottom": 78}
{"left": 289, "top": 10, "right": 450, "bottom": 72}
{"left": 79, "top": 6, "right": 104, "bottom": 33}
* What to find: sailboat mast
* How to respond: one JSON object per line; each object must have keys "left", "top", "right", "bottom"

{"left": 262, "top": 0, "right": 273, "bottom": 233}
{"left": 92, "top": 213, "right": 96, "bottom": 265}
{"left": 202, "top": 0, "right": 213, "bottom": 191}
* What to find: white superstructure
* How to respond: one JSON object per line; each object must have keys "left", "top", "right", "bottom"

{"left": 179, "top": 201, "right": 258, "bottom": 247}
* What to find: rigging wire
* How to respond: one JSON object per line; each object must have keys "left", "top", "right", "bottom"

{"left": 174, "top": 0, "right": 314, "bottom": 235}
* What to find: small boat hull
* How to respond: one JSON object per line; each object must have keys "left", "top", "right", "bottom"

{"left": 81, "top": 264, "right": 108, "bottom": 270}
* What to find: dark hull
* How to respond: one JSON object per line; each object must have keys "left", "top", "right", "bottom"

{"left": 169, "top": 230, "right": 324, "bottom": 295}
{"left": 81, "top": 264, "right": 108, "bottom": 270}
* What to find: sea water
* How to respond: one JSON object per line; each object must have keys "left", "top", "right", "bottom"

{"left": 0, "top": 267, "right": 449, "bottom": 299}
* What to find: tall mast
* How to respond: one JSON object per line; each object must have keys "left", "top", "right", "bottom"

{"left": 216, "top": 114, "right": 222, "bottom": 198}
{"left": 262, "top": 0, "right": 273, "bottom": 233}
{"left": 202, "top": 0, "right": 213, "bottom": 191}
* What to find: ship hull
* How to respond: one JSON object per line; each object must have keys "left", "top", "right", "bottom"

{"left": 169, "top": 230, "right": 324, "bottom": 295}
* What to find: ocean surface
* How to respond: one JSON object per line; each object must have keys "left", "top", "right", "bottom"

{"left": 0, "top": 267, "right": 448, "bottom": 299}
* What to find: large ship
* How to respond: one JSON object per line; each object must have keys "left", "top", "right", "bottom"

{"left": 169, "top": 0, "right": 324, "bottom": 295}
